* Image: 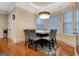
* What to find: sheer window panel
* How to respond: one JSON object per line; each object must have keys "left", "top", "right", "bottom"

{"left": 76, "top": 8, "right": 79, "bottom": 34}
{"left": 63, "top": 9, "right": 73, "bottom": 34}
{"left": 36, "top": 17, "right": 44, "bottom": 31}
{"left": 48, "top": 16, "right": 58, "bottom": 32}
{"left": 63, "top": 23, "right": 73, "bottom": 34}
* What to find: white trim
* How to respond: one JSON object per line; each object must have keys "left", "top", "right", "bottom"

{"left": 0, "top": 11, "right": 7, "bottom": 14}
{"left": 15, "top": 39, "right": 25, "bottom": 44}
{"left": 16, "top": 2, "right": 71, "bottom": 13}
{"left": 28, "top": 2, "right": 70, "bottom": 10}
{"left": 75, "top": 49, "right": 78, "bottom": 56}
{"left": 8, "top": 36, "right": 25, "bottom": 44}
{"left": 61, "top": 38, "right": 76, "bottom": 48}
{"left": 8, "top": 36, "right": 16, "bottom": 43}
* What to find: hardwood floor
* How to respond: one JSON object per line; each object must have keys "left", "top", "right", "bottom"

{"left": 76, "top": 45, "right": 79, "bottom": 55}
{"left": 59, "top": 41, "right": 75, "bottom": 56}
{"left": 0, "top": 38, "right": 75, "bottom": 56}
{"left": 0, "top": 38, "right": 48, "bottom": 56}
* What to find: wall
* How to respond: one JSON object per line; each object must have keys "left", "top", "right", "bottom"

{"left": 15, "top": 7, "right": 35, "bottom": 43}
{"left": 8, "top": 7, "right": 16, "bottom": 43}
{"left": 0, "top": 14, "right": 7, "bottom": 38}
{"left": 8, "top": 7, "right": 36, "bottom": 43}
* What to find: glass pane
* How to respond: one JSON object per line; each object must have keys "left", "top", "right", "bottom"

{"left": 63, "top": 23, "right": 73, "bottom": 34}
{"left": 63, "top": 9, "right": 72, "bottom": 23}
{"left": 76, "top": 8, "right": 79, "bottom": 33}
{"left": 63, "top": 9, "right": 73, "bottom": 34}
{"left": 76, "top": 23, "right": 79, "bottom": 33}
{"left": 76, "top": 8, "right": 79, "bottom": 22}
{"left": 48, "top": 16, "right": 58, "bottom": 31}
{"left": 36, "top": 17, "right": 44, "bottom": 31}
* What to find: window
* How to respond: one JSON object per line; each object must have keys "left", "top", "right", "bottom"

{"left": 48, "top": 16, "right": 58, "bottom": 32}
{"left": 63, "top": 9, "right": 73, "bottom": 34}
{"left": 76, "top": 8, "right": 79, "bottom": 34}
{"left": 36, "top": 17, "right": 44, "bottom": 32}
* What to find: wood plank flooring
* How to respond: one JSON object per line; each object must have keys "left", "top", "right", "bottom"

{"left": 0, "top": 38, "right": 75, "bottom": 56}
{"left": 59, "top": 41, "right": 75, "bottom": 56}
{"left": 76, "top": 45, "right": 79, "bottom": 55}
{"left": 0, "top": 38, "right": 48, "bottom": 56}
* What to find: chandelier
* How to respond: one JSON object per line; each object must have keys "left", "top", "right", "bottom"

{"left": 38, "top": 12, "right": 50, "bottom": 19}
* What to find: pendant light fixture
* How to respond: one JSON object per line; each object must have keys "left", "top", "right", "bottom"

{"left": 39, "top": 12, "right": 50, "bottom": 19}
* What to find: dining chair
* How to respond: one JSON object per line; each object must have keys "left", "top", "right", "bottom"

{"left": 29, "top": 30, "right": 37, "bottom": 40}
{"left": 24, "top": 30, "right": 30, "bottom": 46}
{"left": 3, "top": 29, "right": 8, "bottom": 39}
{"left": 29, "top": 30, "right": 39, "bottom": 50}
{"left": 49, "top": 29, "right": 57, "bottom": 51}
{"left": 24, "top": 30, "right": 35, "bottom": 48}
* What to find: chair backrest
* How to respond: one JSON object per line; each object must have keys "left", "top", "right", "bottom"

{"left": 49, "top": 29, "right": 57, "bottom": 40}
{"left": 24, "top": 30, "right": 30, "bottom": 40}
{"left": 3, "top": 29, "right": 8, "bottom": 38}
{"left": 28, "top": 30, "right": 36, "bottom": 40}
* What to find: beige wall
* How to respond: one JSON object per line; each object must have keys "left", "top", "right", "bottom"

{"left": 76, "top": 35, "right": 79, "bottom": 45}
{"left": 8, "top": 7, "right": 36, "bottom": 43}
{"left": 15, "top": 7, "right": 35, "bottom": 43}
{"left": 0, "top": 14, "right": 7, "bottom": 38}
{"left": 8, "top": 7, "right": 17, "bottom": 43}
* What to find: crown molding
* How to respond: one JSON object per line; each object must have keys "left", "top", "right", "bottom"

{"left": 0, "top": 11, "right": 7, "bottom": 15}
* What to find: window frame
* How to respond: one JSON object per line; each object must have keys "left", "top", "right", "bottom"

{"left": 63, "top": 9, "right": 73, "bottom": 35}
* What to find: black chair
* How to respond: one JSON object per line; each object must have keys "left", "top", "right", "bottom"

{"left": 24, "top": 30, "right": 37, "bottom": 48}
{"left": 24, "top": 30, "right": 30, "bottom": 46}
{"left": 3, "top": 29, "right": 8, "bottom": 39}
{"left": 29, "top": 30, "right": 37, "bottom": 40}
{"left": 29, "top": 30, "right": 41, "bottom": 50}
{"left": 48, "top": 29, "right": 57, "bottom": 51}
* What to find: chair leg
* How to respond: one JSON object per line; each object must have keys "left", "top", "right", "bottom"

{"left": 54, "top": 37, "right": 57, "bottom": 45}
{"left": 34, "top": 44, "right": 37, "bottom": 51}
{"left": 48, "top": 43, "right": 51, "bottom": 51}
{"left": 25, "top": 38, "right": 27, "bottom": 46}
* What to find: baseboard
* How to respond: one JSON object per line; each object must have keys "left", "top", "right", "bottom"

{"left": 75, "top": 49, "right": 78, "bottom": 56}
{"left": 8, "top": 36, "right": 16, "bottom": 43}
{"left": 0, "top": 36, "right": 3, "bottom": 39}
{"left": 61, "top": 38, "right": 75, "bottom": 48}
{"left": 8, "top": 37, "right": 25, "bottom": 44}
{"left": 14, "top": 39, "right": 25, "bottom": 44}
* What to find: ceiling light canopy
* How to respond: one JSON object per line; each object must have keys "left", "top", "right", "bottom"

{"left": 39, "top": 12, "right": 50, "bottom": 19}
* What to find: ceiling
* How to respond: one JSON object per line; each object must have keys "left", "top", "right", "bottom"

{"left": 0, "top": 2, "right": 71, "bottom": 14}
{"left": 16, "top": 2, "right": 71, "bottom": 13}
{"left": 0, "top": 2, "right": 15, "bottom": 14}
{"left": 31, "top": 2, "right": 54, "bottom": 8}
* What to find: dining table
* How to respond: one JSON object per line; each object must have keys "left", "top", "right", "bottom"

{"left": 33, "top": 30, "right": 50, "bottom": 49}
